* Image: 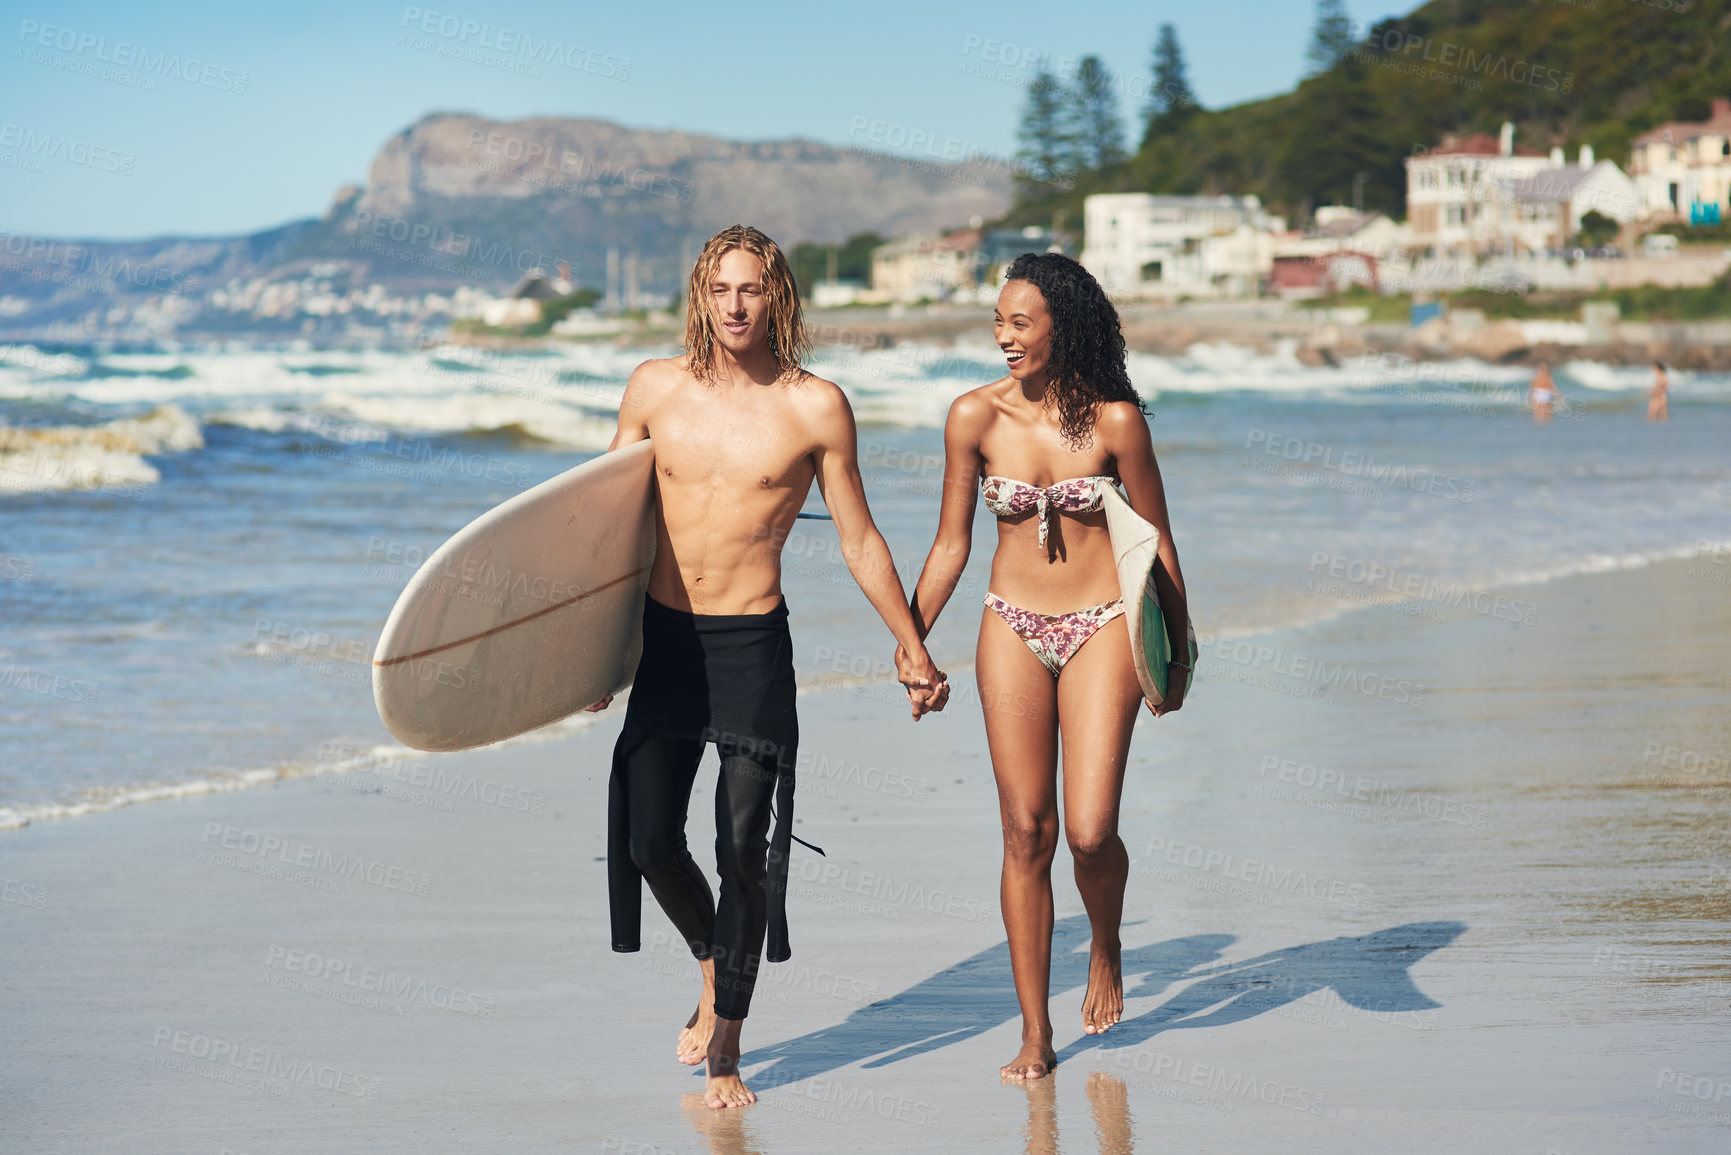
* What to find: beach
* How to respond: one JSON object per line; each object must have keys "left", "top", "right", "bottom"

{"left": 3, "top": 553, "right": 1728, "bottom": 1153}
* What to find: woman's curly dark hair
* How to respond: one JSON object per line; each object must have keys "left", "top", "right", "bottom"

{"left": 1004, "top": 252, "right": 1145, "bottom": 447}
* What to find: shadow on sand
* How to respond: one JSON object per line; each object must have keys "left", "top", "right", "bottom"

{"left": 740, "top": 917, "right": 1464, "bottom": 1089}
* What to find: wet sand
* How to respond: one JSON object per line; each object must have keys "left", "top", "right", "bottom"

{"left": 2, "top": 557, "right": 1727, "bottom": 1152}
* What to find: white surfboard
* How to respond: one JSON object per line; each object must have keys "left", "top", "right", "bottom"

{"left": 1099, "top": 481, "right": 1196, "bottom": 705}
{"left": 372, "top": 440, "right": 657, "bottom": 751}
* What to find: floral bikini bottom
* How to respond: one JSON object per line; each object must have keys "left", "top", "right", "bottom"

{"left": 983, "top": 592, "right": 1126, "bottom": 677}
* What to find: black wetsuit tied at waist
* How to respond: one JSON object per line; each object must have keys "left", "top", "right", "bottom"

{"left": 606, "top": 594, "right": 814, "bottom": 1019}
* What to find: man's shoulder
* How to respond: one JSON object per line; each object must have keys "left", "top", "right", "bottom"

{"left": 628, "top": 354, "right": 693, "bottom": 391}
{"left": 780, "top": 371, "right": 851, "bottom": 420}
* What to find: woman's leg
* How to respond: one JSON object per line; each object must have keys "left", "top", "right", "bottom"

{"left": 977, "top": 606, "right": 1062, "bottom": 1078}
{"left": 1056, "top": 613, "right": 1145, "bottom": 1034}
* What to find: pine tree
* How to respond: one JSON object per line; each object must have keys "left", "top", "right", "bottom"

{"left": 1145, "top": 23, "right": 1196, "bottom": 138}
{"left": 1072, "top": 56, "right": 1126, "bottom": 170}
{"left": 1306, "top": 0, "right": 1354, "bottom": 75}
{"left": 1016, "top": 69, "right": 1079, "bottom": 186}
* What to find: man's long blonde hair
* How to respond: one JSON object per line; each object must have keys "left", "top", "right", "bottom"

{"left": 683, "top": 225, "right": 810, "bottom": 383}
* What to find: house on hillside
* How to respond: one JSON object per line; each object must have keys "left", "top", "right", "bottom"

{"left": 480, "top": 267, "right": 575, "bottom": 327}
{"left": 1499, "top": 153, "right": 1643, "bottom": 250}
{"left": 1404, "top": 123, "right": 1552, "bottom": 256}
{"left": 1079, "top": 193, "right": 1285, "bottom": 299}
{"left": 870, "top": 230, "right": 981, "bottom": 303}
{"left": 1630, "top": 98, "right": 1731, "bottom": 224}
{"left": 973, "top": 226, "right": 1063, "bottom": 286}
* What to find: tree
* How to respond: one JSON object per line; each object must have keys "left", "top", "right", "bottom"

{"left": 1306, "top": 0, "right": 1354, "bottom": 76}
{"left": 1145, "top": 23, "right": 1197, "bottom": 139}
{"left": 1072, "top": 56, "right": 1126, "bottom": 170}
{"left": 1575, "top": 210, "right": 1619, "bottom": 250}
{"left": 1017, "top": 69, "right": 1079, "bottom": 187}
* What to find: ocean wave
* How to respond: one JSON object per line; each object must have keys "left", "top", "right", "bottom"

{"left": 320, "top": 391, "right": 617, "bottom": 449}
{"left": 0, "top": 404, "right": 203, "bottom": 494}
{"left": 0, "top": 692, "right": 615, "bottom": 833}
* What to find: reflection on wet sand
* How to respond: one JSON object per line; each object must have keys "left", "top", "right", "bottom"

{"left": 681, "top": 1092, "right": 763, "bottom": 1155}
{"left": 1006, "top": 1070, "right": 1136, "bottom": 1154}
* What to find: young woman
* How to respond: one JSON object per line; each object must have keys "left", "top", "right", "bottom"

{"left": 899, "top": 252, "right": 1189, "bottom": 1079}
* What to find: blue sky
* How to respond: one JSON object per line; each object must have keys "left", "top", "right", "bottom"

{"left": 1, "top": 0, "right": 1405, "bottom": 240}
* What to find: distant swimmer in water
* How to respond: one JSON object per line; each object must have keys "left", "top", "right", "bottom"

{"left": 901, "top": 253, "right": 1190, "bottom": 1080}
{"left": 1649, "top": 361, "right": 1669, "bottom": 422}
{"left": 1527, "top": 362, "right": 1558, "bottom": 424}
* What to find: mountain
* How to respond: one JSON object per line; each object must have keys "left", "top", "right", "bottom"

{"left": 1007, "top": 0, "right": 1731, "bottom": 225}
{"left": 0, "top": 113, "right": 1011, "bottom": 342}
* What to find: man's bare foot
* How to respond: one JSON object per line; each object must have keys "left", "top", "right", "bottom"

{"left": 677, "top": 959, "right": 718, "bottom": 1066}
{"left": 677, "top": 1002, "right": 717, "bottom": 1065}
{"left": 705, "top": 1016, "right": 756, "bottom": 1109}
{"left": 999, "top": 1038, "right": 1057, "bottom": 1080}
{"left": 1082, "top": 939, "right": 1123, "bottom": 1034}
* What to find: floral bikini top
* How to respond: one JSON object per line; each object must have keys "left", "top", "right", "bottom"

{"left": 981, "top": 474, "right": 1115, "bottom": 551}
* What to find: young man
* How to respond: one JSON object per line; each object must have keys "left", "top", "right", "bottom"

{"left": 590, "top": 225, "right": 946, "bottom": 1109}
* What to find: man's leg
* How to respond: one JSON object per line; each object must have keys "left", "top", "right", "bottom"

{"left": 704, "top": 753, "right": 780, "bottom": 1108}
{"left": 611, "top": 730, "right": 718, "bottom": 1064}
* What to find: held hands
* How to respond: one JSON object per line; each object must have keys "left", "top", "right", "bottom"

{"left": 894, "top": 642, "right": 949, "bottom": 721}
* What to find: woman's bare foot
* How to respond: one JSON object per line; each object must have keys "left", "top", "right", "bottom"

{"left": 1000, "top": 1038, "right": 1057, "bottom": 1080}
{"left": 1082, "top": 939, "right": 1123, "bottom": 1034}
{"left": 705, "top": 1016, "right": 756, "bottom": 1109}
{"left": 677, "top": 960, "right": 718, "bottom": 1065}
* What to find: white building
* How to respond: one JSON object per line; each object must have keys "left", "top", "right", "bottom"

{"left": 1080, "top": 193, "right": 1285, "bottom": 299}
{"left": 1499, "top": 154, "right": 1643, "bottom": 250}
{"left": 1405, "top": 123, "right": 1552, "bottom": 255}
{"left": 1629, "top": 98, "right": 1731, "bottom": 222}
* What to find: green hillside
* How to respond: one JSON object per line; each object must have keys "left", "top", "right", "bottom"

{"left": 1008, "top": 0, "right": 1731, "bottom": 227}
